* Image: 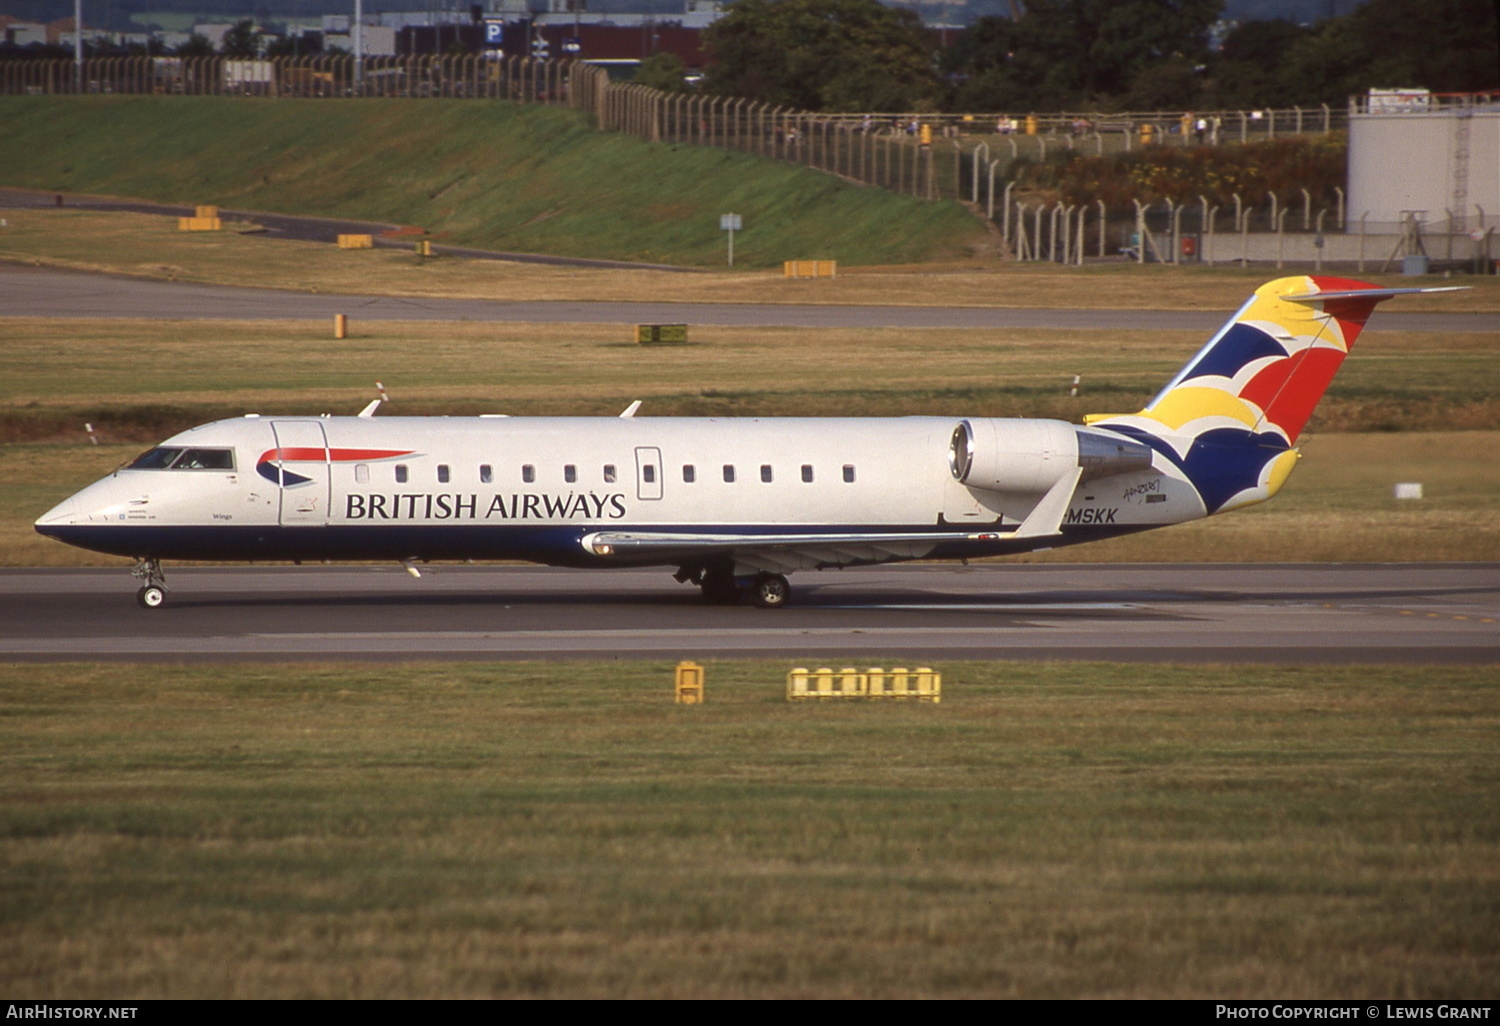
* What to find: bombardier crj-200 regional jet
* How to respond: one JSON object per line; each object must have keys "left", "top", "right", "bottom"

{"left": 36, "top": 276, "right": 1456, "bottom": 609}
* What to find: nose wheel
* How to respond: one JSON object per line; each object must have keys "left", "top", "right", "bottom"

{"left": 131, "top": 557, "right": 168, "bottom": 610}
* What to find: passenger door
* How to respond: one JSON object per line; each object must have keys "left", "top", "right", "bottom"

{"left": 270, "top": 420, "right": 331, "bottom": 526}
{"left": 635, "top": 446, "right": 663, "bottom": 501}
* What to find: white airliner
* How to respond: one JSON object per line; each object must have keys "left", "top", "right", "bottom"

{"left": 35, "top": 276, "right": 1454, "bottom": 609}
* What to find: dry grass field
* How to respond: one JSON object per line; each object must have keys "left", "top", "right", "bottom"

{"left": 4, "top": 208, "right": 1500, "bottom": 311}
{"left": 2, "top": 660, "right": 1496, "bottom": 998}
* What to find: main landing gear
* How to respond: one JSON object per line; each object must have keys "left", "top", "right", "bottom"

{"left": 131, "top": 557, "right": 167, "bottom": 610}
{"left": 748, "top": 572, "right": 791, "bottom": 609}
{"left": 679, "top": 565, "right": 792, "bottom": 609}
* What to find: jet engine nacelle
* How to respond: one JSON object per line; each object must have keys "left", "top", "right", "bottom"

{"left": 949, "top": 419, "right": 1155, "bottom": 493}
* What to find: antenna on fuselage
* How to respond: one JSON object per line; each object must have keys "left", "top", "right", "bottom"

{"left": 619, "top": 400, "right": 642, "bottom": 418}
{"left": 358, "top": 380, "right": 391, "bottom": 418}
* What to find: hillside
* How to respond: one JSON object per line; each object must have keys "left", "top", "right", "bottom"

{"left": 0, "top": 96, "right": 986, "bottom": 268}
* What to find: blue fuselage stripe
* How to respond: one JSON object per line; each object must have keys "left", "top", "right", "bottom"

{"left": 35, "top": 522, "right": 1146, "bottom": 567}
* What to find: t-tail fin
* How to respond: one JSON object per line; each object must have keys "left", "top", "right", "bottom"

{"left": 1088, "top": 276, "right": 1461, "bottom": 515}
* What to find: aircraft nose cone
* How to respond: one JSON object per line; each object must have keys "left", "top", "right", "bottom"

{"left": 35, "top": 493, "right": 84, "bottom": 528}
{"left": 35, "top": 476, "right": 132, "bottom": 532}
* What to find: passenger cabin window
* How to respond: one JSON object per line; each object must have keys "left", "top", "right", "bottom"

{"left": 480, "top": 465, "right": 492, "bottom": 484}
{"left": 127, "top": 447, "right": 235, "bottom": 471}
{"left": 643, "top": 465, "right": 656, "bottom": 484}
{"left": 437, "top": 464, "right": 450, "bottom": 484}
{"left": 564, "top": 464, "right": 577, "bottom": 483}
{"left": 395, "top": 464, "right": 409, "bottom": 484}
{"left": 723, "top": 465, "right": 735, "bottom": 483}
{"left": 761, "top": 465, "right": 773, "bottom": 483}
{"left": 604, "top": 464, "right": 617, "bottom": 483}
{"left": 355, "top": 464, "right": 369, "bottom": 484}
{"left": 843, "top": 465, "right": 856, "bottom": 483}
{"left": 522, "top": 465, "right": 535, "bottom": 483}
{"left": 801, "top": 465, "right": 814, "bottom": 483}
{"left": 682, "top": 465, "right": 695, "bottom": 483}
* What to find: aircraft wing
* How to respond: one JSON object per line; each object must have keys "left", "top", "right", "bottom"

{"left": 579, "top": 466, "right": 1082, "bottom": 573}
{"left": 580, "top": 529, "right": 1010, "bottom": 574}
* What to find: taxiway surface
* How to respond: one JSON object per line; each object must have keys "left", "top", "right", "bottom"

{"left": 3, "top": 264, "right": 1494, "bottom": 333}
{"left": 2, "top": 563, "right": 1495, "bottom": 664}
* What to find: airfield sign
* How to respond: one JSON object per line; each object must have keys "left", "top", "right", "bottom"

{"left": 720, "top": 213, "right": 742, "bottom": 267}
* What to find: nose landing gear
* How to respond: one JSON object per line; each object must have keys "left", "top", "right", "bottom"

{"left": 131, "top": 557, "right": 168, "bottom": 610}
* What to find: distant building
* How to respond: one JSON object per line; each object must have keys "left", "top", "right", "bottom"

{"left": 2, "top": 21, "right": 49, "bottom": 47}
{"left": 1347, "top": 92, "right": 1500, "bottom": 233}
{"left": 323, "top": 26, "right": 398, "bottom": 57}
{"left": 191, "top": 24, "right": 239, "bottom": 49}
{"left": 404, "top": 11, "right": 719, "bottom": 67}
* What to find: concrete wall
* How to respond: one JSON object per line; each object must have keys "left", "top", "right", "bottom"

{"left": 1348, "top": 109, "right": 1500, "bottom": 233}
{"left": 1197, "top": 227, "right": 1494, "bottom": 270}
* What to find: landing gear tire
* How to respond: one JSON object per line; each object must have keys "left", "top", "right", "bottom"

{"left": 131, "top": 557, "right": 167, "bottom": 610}
{"left": 750, "top": 573, "right": 791, "bottom": 609}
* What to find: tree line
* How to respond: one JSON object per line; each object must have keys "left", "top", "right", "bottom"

{"left": 689, "top": 0, "right": 1497, "bottom": 113}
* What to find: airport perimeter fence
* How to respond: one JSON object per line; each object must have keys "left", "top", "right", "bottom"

{"left": 0, "top": 54, "right": 585, "bottom": 105}
{"left": 1004, "top": 194, "right": 1496, "bottom": 273}
{"left": 591, "top": 76, "right": 1345, "bottom": 206}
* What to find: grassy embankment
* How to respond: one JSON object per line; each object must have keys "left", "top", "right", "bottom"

{"left": 0, "top": 96, "right": 986, "bottom": 268}
{"left": 2, "top": 660, "right": 1496, "bottom": 998}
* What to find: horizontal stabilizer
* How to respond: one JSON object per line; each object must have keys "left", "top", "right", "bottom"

{"left": 1282, "top": 286, "right": 1466, "bottom": 302}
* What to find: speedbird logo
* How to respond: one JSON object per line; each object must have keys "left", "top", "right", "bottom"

{"left": 255, "top": 447, "right": 414, "bottom": 487}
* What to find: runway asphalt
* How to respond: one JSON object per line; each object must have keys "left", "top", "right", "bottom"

{"left": 2, "top": 563, "right": 1495, "bottom": 664}
{"left": 3, "top": 263, "right": 1494, "bottom": 332}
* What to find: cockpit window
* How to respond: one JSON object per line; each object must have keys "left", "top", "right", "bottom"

{"left": 126, "top": 447, "right": 235, "bottom": 471}
{"left": 128, "top": 447, "right": 183, "bottom": 470}
{"left": 174, "top": 448, "right": 235, "bottom": 470}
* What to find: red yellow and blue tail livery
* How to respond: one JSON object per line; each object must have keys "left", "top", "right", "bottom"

{"left": 36, "top": 276, "right": 1458, "bottom": 609}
